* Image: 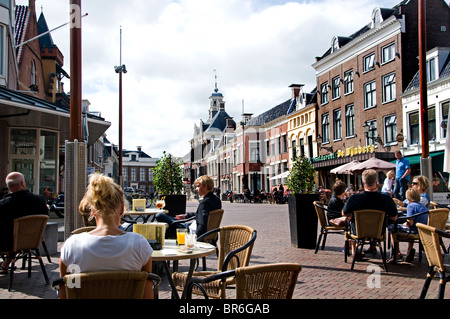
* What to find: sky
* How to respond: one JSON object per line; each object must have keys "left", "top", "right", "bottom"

{"left": 16, "top": 0, "right": 450, "bottom": 159}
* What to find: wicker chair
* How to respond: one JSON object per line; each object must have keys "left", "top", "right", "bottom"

{"left": 172, "top": 225, "right": 257, "bottom": 299}
{"left": 393, "top": 208, "right": 449, "bottom": 262}
{"left": 52, "top": 270, "right": 161, "bottom": 299}
{"left": 345, "top": 210, "right": 388, "bottom": 271}
{"left": 0, "top": 215, "right": 50, "bottom": 291}
{"left": 417, "top": 223, "right": 450, "bottom": 299}
{"left": 313, "top": 201, "right": 346, "bottom": 254}
{"left": 186, "top": 263, "right": 301, "bottom": 299}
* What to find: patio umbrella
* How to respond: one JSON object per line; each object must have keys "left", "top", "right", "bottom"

{"left": 330, "top": 160, "right": 360, "bottom": 175}
{"left": 348, "top": 157, "right": 395, "bottom": 174}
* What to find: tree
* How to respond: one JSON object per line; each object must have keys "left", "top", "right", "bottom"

{"left": 152, "top": 151, "right": 184, "bottom": 195}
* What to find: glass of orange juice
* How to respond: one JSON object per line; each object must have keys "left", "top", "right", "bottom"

{"left": 176, "top": 229, "right": 187, "bottom": 246}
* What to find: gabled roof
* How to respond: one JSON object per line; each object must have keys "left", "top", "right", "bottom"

{"left": 122, "top": 149, "right": 152, "bottom": 159}
{"left": 246, "top": 99, "right": 291, "bottom": 127}
{"left": 405, "top": 52, "right": 450, "bottom": 91}
{"left": 206, "top": 110, "right": 235, "bottom": 133}
{"left": 316, "top": 0, "right": 407, "bottom": 61}
{"left": 15, "top": 5, "right": 29, "bottom": 56}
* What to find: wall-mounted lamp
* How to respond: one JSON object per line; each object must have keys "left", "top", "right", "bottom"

{"left": 363, "top": 122, "right": 390, "bottom": 151}
{"left": 316, "top": 134, "right": 334, "bottom": 153}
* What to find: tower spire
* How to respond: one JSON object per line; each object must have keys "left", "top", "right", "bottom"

{"left": 214, "top": 69, "right": 218, "bottom": 93}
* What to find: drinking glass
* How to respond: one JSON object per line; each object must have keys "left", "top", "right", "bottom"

{"left": 176, "top": 228, "right": 187, "bottom": 245}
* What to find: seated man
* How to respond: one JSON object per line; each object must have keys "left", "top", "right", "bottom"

{"left": 342, "top": 169, "right": 398, "bottom": 260}
{"left": 155, "top": 175, "right": 222, "bottom": 238}
{"left": 0, "top": 172, "right": 49, "bottom": 274}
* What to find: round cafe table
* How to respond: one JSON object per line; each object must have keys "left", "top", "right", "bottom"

{"left": 123, "top": 208, "right": 168, "bottom": 224}
{"left": 152, "top": 239, "right": 216, "bottom": 299}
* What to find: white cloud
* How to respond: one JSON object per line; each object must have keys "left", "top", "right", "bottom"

{"left": 17, "top": 0, "right": 443, "bottom": 158}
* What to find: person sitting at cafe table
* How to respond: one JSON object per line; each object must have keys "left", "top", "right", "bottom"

{"left": 342, "top": 169, "right": 398, "bottom": 260}
{"left": 59, "top": 173, "right": 154, "bottom": 299}
{"left": 388, "top": 188, "right": 428, "bottom": 263}
{"left": 327, "top": 179, "right": 347, "bottom": 226}
{"left": 155, "top": 175, "right": 221, "bottom": 238}
{"left": 393, "top": 175, "right": 430, "bottom": 208}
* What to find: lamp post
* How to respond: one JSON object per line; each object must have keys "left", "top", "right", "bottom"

{"left": 114, "top": 27, "right": 127, "bottom": 187}
{"left": 316, "top": 134, "right": 333, "bottom": 153}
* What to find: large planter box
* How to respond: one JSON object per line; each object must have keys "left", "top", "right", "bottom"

{"left": 162, "top": 194, "right": 187, "bottom": 217}
{"left": 288, "top": 193, "right": 319, "bottom": 249}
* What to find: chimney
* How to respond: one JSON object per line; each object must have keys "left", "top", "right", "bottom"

{"left": 289, "top": 84, "right": 304, "bottom": 99}
{"left": 137, "top": 146, "right": 142, "bottom": 152}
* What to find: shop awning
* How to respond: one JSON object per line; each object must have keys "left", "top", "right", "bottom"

{"left": 392, "top": 151, "right": 445, "bottom": 165}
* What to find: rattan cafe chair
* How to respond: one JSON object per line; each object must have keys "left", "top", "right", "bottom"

{"left": 313, "top": 201, "right": 346, "bottom": 254}
{"left": 0, "top": 215, "right": 50, "bottom": 291}
{"left": 172, "top": 225, "right": 257, "bottom": 299}
{"left": 70, "top": 226, "right": 96, "bottom": 235}
{"left": 52, "top": 270, "right": 161, "bottom": 299}
{"left": 345, "top": 209, "right": 388, "bottom": 271}
{"left": 417, "top": 223, "right": 450, "bottom": 299}
{"left": 186, "top": 263, "right": 301, "bottom": 299}
{"left": 393, "top": 208, "right": 449, "bottom": 263}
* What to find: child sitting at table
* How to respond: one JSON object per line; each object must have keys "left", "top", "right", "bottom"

{"left": 388, "top": 188, "right": 428, "bottom": 263}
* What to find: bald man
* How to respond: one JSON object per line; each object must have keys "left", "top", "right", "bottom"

{"left": 0, "top": 172, "right": 48, "bottom": 274}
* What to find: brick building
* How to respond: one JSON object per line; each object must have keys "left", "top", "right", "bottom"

{"left": 312, "top": 0, "right": 450, "bottom": 188}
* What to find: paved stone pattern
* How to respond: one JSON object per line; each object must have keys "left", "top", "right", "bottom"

{"left": 0, "top": 201, "right": 447, "bottom": 299}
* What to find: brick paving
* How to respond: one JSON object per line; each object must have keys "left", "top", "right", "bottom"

{"left": 0, "top": 200, "right": 448, "bottom": 300}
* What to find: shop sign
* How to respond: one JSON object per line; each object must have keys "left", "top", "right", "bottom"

{"left": 336, "top": 145, "right": 375, "bottom": 158}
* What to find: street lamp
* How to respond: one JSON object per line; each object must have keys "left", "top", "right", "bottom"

{"left": 363, "top": 122, "right": 390, "bottom": 151}
{"left": 114, "top": 26, "right": 126, "bottom": 187}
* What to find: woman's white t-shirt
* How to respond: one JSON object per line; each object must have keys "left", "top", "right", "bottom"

{"left": 61, "top": 232, "right": 153, "bottom": 272}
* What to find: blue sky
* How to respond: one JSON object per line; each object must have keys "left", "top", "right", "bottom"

{"left": 16, "top": 0, "right": 449, "bottom": 158}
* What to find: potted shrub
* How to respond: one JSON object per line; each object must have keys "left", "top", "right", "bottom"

{"left": 286, "top": 152, "right": 319, "bottom": 249}
{"left": 152, "top": 151, "right": 186, "bottom": 217}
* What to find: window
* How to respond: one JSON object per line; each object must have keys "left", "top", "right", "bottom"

{"left": 382, "top": 73, "right": 396, "bottom": 103}
{"left": 442, "top": 101, "right": 449, "bottom": 138}
{"left": 30, "top": 60, "right": 36, "bottom": 85}
{"left": 345, "top": 104, "right": 355, "bottom": 137}
{"left": 266, "top": 141, "right": 270, "bottom": 157}
{"left": 343, "top": 70, "right": 353, "bottom": 95}
{"left": 122, "top": 168, "right": 128, "bottom": 181}
{"left": 384, "top": 114, "right": 397, "bottom": 144}
{"left": 282, "top": 135, "right": 287, "bottom": 153}
{"left": 363, "top": 53, "right": 375, "bottom": 72}
{"left": 299, "top": 138, "right": 304, "bottom": 157}
{"left": 320, "top": 82, "right": 329, "bottom": 105}
{"left": 140, "top": 168, "right": 146, "bottom": 181}
{"left": 333, "top": 108, "right": 342, "bottom": 140}
{"left": 381, "top": 43, "right": 395, "bottom": 64}
{"left": 332, "top": 76, "right": 340, "bottom": 100}
{"left": 427, "top": 58, "right": 437, "bottom": 82}
{"left": 321, "top": 113, "right": 330, "bottom": 143}
{"left": 0, "top": 25, "right": 3, "bottom": 76}
{"left": 409, "top": 111, "right": 420, "bottom": 145}
{"left": 131, "top": 167, "right": 137, "bottom": 181}
{"left": 428, "top": 106, "right": 436, "bottom": 141}
{"left": 364, "top": 81, "right": 376, "bottom": 109}
{"left": 365, "top": 120, "right": 377, "bottom": 146}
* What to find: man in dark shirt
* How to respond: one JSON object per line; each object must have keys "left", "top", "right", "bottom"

{"left": 156, "top": 175, "right": 222, "bottom": 237}
{"left": 343, "top": 169, "right": 398, "bottom": 259}
{"left": 0, "top": 172, "right": 49, "bottom": 273}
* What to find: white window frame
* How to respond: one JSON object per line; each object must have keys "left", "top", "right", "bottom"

{"left": 333, "top": 108, "right": 342, "bottom": 141}
{"left": 363, "top": 53, "right": 375, "bottom": 73}
{"left": 332, "top": 76, "right": 340, "bottom": 100}
{"left": 384, "top": 114, "right": 397, "bottom": 144}
{"left": 343, "top": 70, "right": 353, "bottom": 95}
{"left": 345, "top": 104, "right": 355, "bottom": 137}
{"left": 382, "top": 72, "right": 396, "bottom": 103}
{"left": 381, "top": 43, "right": 395, "bottom": 64}
{"left": 320, "top": 82, "right": 329, "bottom": 105}
{"left": 364, "top": 81, "right": 376, "bottom": 109}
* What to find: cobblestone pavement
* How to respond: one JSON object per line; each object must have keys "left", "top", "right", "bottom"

{"left": 0, "top": 201, "right": 448, "bottom": 300}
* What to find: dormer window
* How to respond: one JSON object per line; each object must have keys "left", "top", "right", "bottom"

{"left": 371, "top": 8, "right": 382, "bottom": 28}
{"left": 331, "top": 36, "right": 339, "bottom": 53}
{"left": 426, "top": 57, "right": 437, "bottom": 82}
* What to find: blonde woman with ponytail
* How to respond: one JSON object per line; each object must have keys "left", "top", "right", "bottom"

{"left": 59, "top": 173, "right": 153, "bottom": 298}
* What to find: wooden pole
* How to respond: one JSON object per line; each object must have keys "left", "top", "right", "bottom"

{"left": 69, "top": 0, "right": 82, "bottom": 142}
